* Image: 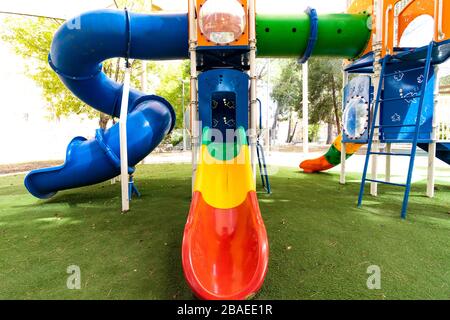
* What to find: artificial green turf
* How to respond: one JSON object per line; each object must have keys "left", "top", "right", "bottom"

{"left": 1, "top": 164, "right": 450, "bottom": 300}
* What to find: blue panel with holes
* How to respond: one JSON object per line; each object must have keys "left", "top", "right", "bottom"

{"left": 198, "top": 69, "right": 249, "bottom": 137}
{"left": 380, "top": 61, "right": 435, "bottom": 143}
{"left": 342, "top": 75, "right": 372, "bottom": 143}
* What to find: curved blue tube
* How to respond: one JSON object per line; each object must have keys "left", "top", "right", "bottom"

{"left": 49, "top": 9, "right": 189, "bottom": 117}
{"left": 25, "top": 97, "right": 173, "bottom": 199}
{"left": 25, "top": 9, "right": 189, "bottom": 199}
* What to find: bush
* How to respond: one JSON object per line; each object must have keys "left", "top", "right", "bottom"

{"left": 166, "top": 129, "right": 184, "bottom": 146}
{"left": 308, "top": 124, "right": 320, "bottom": 142}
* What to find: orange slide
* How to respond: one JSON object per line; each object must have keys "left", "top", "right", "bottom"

{"left": 182, "top": 128, "right": 269, "bottom": 300}
{"left": 300, "top": 134, "right": 363, "bottom": 173}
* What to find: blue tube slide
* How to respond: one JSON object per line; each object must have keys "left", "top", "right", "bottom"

{"left": 24, "top": 9, "right": 189, "bottom": 199}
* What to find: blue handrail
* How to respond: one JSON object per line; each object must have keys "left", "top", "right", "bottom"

{"left": 256, "top": 99, "right": 271, "bottom": 194}
{"left": 298, "top": 7, "right": 319, "bottom": 64}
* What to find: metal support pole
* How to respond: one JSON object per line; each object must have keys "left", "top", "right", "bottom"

{"left": 370, "top": 0, "right": 384, "bottom": 197}
{"left": 370, "top": 54, "right": 381, "bottom": 197}
{"left": 188, "top": 0, "right": 199, "bottom": 193}
{"left": 340, "top": 143, "right": 346, "bottom": 185}
{"left": 427, "top": 65, "right": 440, "bottom": 198}
{"left": 120, "top": 67, "right": 131, "bottom": 213}
{"left": 302, "top": 62, "right": 309, "bottom": 154}
{"left": 181, "top": 80, "right": 187, "bottom": 152}
{"left": 249, "top": 0, "right": 258, "bottom": 182}
{"left": 265, "top": 59, "right": 271, "bottom": 154}
{"left": 427, "top": 143, "right": 436, "bottom": 198}
{"left": 340, "top": 70, "right": 349, "bottom": 185}
{"left": 385, "top": 143, "right": 392, "bottom": 182}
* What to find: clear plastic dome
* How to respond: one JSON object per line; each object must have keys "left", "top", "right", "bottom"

{"left": 343, "top": 96, "right": 369, "bottom": 140}
{"left": 199, "top": 0, "right": 246, "bottom": 44}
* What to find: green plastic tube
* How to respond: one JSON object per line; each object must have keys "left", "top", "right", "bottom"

{"left": 256, "top": 13, "right": 371, "bottom": 59}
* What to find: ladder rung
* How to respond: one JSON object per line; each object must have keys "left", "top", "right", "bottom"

{"left": 383, "top": 140, "right": 429, "bottom": 144}
{"left": 365, "top": 179, "right": 407, "bottom": 187}
{"left": 380, "top": 95, "right": 422, "bottom": 103}
{"left": 359, "top": 42, "right": 434, "bottom": 220}
{"left": 369, "top": 152, "right": 411, "bottom": 157}
{"left": 383, "top": 66, "right": 425, "bottom": 77}
{"left": 375, "top": 124, "right": 417, "bottom": 128}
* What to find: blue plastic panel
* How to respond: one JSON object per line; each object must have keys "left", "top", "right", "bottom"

{"left": 342, "top": 75, "right": 372, "bottom": 143}
{"left": 198, "top": 69, "right": 249, "bottom": 135}
{"left": 344, "top": 52, "right": 374, "bottom": 74}
{"left": 380, "top": 61, "right": 435, "bottom": 143}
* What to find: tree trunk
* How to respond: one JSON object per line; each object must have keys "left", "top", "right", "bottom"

{"left": 99, "top": 113, "right": 110, "bottom": 130}
{"left": 286, "top": 108, "right": 293, "bottom": 143}
{"left": 330, "top": 74, "right": 341, "bottom": 134}
{"left": 271, "top": 104, "right": 281, "bottom": 143}
{"left": 326, "top": 121, "right": 334, "bottom": 144}
{"left": 288, "top": 121, "right": 298, "bottom": 143}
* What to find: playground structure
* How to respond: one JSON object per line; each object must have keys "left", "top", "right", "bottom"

{"left": 21, "top": 0, "right": 449, "bottom": 299}
{"left": 301, "top": 0, "right": 450, "bottom": 219}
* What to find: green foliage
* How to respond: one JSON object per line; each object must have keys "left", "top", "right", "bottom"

{"left": 155, "top": 61, "right": 190, "bottom": 130}
{"left": 1, "top": 17, "right": 95, "bottom": 119}
{"left": 1, "top": 9, "right": 189, "bottom": 130}
{"left": 441, "top": 75, "right": 450, "bottom": 86}
{"left": 115, "top": 0, "right": 157, "bottom": 12}
{"left": 169, "top": 129, "right": 184, "bottom": 146}
{"left": 271, "top": 58, "right": 343, "bottom": 126}
{"left": 308, "top": 124, "right": 320, "bottom": 142}
{"left": 271, "top": 60, "right": 301, "bottom": 112}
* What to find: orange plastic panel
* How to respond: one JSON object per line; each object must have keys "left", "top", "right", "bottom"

{"left": 182, "top": 191, "right": 269, "bottom": 300}
{"left": 382, "top": 0, "right": 396, "bottom": 56}
{"left": 436, "top": 0, "right": 450, "bottom": 42}
{"left": 383, "top": 0, "right": 450, "bottom": 55}
{"left": 197, "top": 0, "right": 249, "bottom": 47}
{"left": 398, "top": 0, "right": 435, "bottom": 45}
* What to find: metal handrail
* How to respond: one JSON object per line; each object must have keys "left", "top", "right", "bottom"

{"left": 438, "top": 0, "right": 445, "bottom": 40}
{"left": 384, "top": 4, "right": 393, "bottom": 54}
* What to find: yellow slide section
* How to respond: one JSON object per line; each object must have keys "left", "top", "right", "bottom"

{"left": 194, "top": 144, "right": 255, "bottom": 209}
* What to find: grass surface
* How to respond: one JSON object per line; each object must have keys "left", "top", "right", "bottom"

{"left": 1, "top": 164, "right": 450, "bottom": 300}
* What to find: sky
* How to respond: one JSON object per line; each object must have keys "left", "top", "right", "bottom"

{"left": 0, "top": 0, "right": 348, "bottom": 19}
{"left": 151, "top": 0, "right": 348, "bottom": 13}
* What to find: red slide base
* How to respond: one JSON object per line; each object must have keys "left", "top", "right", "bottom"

{"left": 182, "top": 191, "right": 269, "bottom": 300}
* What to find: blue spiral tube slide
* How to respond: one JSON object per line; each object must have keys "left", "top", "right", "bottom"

{"left": 24, "top": 9, "right": 189, "bottom": 199}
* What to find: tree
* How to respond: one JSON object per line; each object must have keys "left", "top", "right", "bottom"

{"left": 271, "top": 58, "right": 343, "bottom": 144}
{"left": 155, "top": 61, "right": 190, "bottom": 130}
{"left": 442, "top": 75, "right": 450, "bottom": 86}
{"left": 1, "top": 17, "right": 94, "bottom": 119}
{"left": 1, "top": 0, "right": 187, "bottom": 132}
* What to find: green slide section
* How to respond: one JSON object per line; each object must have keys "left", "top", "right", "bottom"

{"left": 256, "top": 13, "right": 371, "bottom": 58}
{"left": 202, "top": 127, "right": 248, "bottom": 161}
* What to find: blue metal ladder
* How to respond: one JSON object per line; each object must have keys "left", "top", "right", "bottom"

{"left": 357, "top": 41, "right": 434, "bottom": 219}
{"left": 256, "top": 99, "right": 271, "bottom": 194}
